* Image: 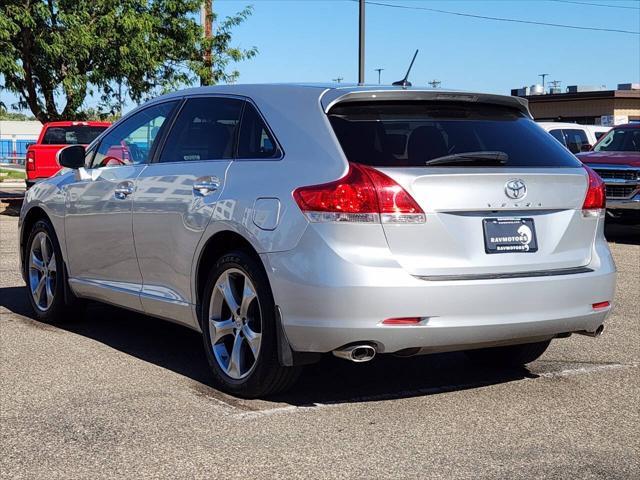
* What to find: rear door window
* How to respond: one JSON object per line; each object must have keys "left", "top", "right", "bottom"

{"left": 158, "top": 97, "right": 243, "bottom": 163}
{"left": 328, "top": 102, "right": 582, "bottom": 168}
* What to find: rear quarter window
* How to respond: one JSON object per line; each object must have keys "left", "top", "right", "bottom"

{"left": 328, "top": 102, "right": 582, "bottom": 168}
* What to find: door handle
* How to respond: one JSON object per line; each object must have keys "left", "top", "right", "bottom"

{"left": 193, "top": 176, "right": 221, "bottom": 196}
{"left": 114, "top": 181, "right": 135, "bottom": 200}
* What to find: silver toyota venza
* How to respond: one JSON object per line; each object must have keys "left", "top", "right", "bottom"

{"left": 19, "top": 85, "right": 616, "bottom": 397}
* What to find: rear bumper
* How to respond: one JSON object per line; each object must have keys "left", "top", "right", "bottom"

{"left": 266, "top": 227, "right": 616, "bottom": 354}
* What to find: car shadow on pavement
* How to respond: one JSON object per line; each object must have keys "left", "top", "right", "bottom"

{"left": 605, "top": 222, "right": 640, "bottom": 246}
{"left": 0, "top": 285, "right": 535, "bottom": 406}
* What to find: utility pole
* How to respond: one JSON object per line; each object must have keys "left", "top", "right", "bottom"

{"left": 374, "top": 68, "right": 384, "bottom": 84}
{"left": 549, "top": 80, "right": 562, "bottom": 93}
{"left": 358, "top": 0, "right": 365, "bottom": 84}
{"left": 332, "top": 77, "right": 344, "bottom": 84}
{"left": 201, "top": 1, "right": 213, "bottom": 86}
{"left": 428, "top": 79, "right": 441, "bottom": 88}
{"left": 538, "top": 73, "right": 549, "bottom": 91}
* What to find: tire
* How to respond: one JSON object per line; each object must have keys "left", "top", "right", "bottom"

{"left": 24, "top": 219, "right": 84, "bottom": 323}
{"left": 464, "top": 340, "right": 551, "bottom": 367}
{"left": 200, "top": 250, "right": 301, "bottom": 398}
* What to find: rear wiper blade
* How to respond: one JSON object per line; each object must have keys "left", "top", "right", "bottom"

{"left": 425, "top": 151, "right": 508, "bottom": 166}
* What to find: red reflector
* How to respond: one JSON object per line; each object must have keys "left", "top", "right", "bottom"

{"left": 582, "top": 165, "right": 606, "bottom": 210}
{"left": 592, "top": 301, "right": 610, "bottom": 310}
{"left": 382, "top": 317, "right": 421, "bottom": 325}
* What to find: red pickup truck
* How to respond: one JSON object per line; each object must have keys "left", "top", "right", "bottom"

{"left": 577, "top": 123, "right": 640, "bottom": 222}
{"left": 25, "top": 121, "right": 110, "bottom": 188}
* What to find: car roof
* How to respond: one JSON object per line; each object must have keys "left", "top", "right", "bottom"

{"left": 536, "top": 122, "right": 590, "bottom": 129}
{"left": 612, "top": 123, "right": 640, "bottom": 130}
{"left": 44, "top": 121, "right": 111, "bottom": 127}
{"left": 146, "top": 83, "right": 532, "bottom": 117}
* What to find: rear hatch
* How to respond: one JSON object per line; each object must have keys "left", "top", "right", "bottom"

{"left": 327, "top": 99, "right": 597, "bottom": 277}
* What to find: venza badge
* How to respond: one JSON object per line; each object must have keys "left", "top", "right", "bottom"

{"left": 504, "top": 179, "right": 527, "bottom": 200}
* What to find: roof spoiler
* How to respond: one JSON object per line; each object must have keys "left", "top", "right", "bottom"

{"left": 321, "top": 89, "right": 532, "bottom": 118}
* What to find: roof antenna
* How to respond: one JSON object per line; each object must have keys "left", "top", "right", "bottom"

{"left": 393, "top": 49, "right": 418, "bottom": 88}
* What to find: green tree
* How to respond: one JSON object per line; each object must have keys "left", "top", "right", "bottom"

{"left": 0, "top": 1, "right": 256, "bottom": 122}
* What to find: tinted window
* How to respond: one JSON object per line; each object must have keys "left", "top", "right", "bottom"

{"left": 42, "top": 126, "right": 107, "bottom": 145}
{"left": 594, "top": 128, "right": 640, "bottom": 152}
{"left": 548, "top": 129, "right": 566, "bottom": 145}
{"left": 92, "top": 102, "right": 176, "bottom": 168}
{"left": 563, "top": 129, "right": 589, "bottom": 154}
{"left": 237, "top": 103, "right": 279, "bottom": 159}
{"left": 594, "top": 131, "right": 607, "bottom": 140}
{"left": 328, "top": 102, "right": 582, "bottom": 168}
{"left": 158, "top": 97, "right": 243, "bottom": 163}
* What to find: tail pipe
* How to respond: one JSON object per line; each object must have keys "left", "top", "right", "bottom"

{"left": 576, "top": 324, "right": 605, "bottom": 337}
{"left": 333, "top": 344, "right": 376, "bottom": 362}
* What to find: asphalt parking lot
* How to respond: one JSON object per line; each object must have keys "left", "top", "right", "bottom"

{"left": 1, "top": 192, "right": 639, "bottom": 479}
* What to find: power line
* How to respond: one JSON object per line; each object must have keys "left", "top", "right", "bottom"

{"left": 353, "top": 0, "right": 640, "bottom": 35}
{"left": 549, "top": 0, "right": 640, "bottom": 10}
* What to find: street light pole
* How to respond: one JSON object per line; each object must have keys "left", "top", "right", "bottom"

{"left": 358, "top": 0, "right": 365, "bottom": 84}
{"left": 538, "top": 73, "right": 549, "bottom": 92}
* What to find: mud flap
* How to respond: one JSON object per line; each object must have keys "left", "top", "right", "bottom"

{"left": 275, "top": 306, "right": 321, "bottom": 367}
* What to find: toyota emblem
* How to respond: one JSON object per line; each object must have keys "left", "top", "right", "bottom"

{"left": 505, "top": 179, "right": 527, "bottom": 200}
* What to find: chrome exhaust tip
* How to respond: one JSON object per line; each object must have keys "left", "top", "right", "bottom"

{"left": 576, "top": 324, "right": 605, "bottom": 337}
{"left": 333, "top": 344, "right": 376, "bottom": 362}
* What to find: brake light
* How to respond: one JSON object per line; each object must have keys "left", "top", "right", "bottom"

{"left": 26, "top": 150, "right": 36, "bottom": 171}
{"left": 582, "top": 165, "right": 605, "bottom": 212}
{"left": 293, "top": 163, "right": 425, "bottom": 224}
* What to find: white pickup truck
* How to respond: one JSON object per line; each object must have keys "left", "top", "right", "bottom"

{"left": 537, "top": 122, "right": 611, "bottom": 154}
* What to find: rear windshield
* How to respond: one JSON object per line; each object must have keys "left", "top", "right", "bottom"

{"left": 42, "top": 126, "right": 108, "bottom": 145}
{"left": 328, "top": 102, "right": 582, "bottom": 168}
{"left": 593, "top": 128, "right": 640, "bottom": 152}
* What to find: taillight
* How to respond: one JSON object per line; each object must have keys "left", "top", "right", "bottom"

{"left": 582, "top": 165, "right": 605, "bottom": 213}
{"left": 293, "top": 163, "right": 425, "bottom": 224}
{"left": 26, "top": 150, "right": 36, "bottom": 171}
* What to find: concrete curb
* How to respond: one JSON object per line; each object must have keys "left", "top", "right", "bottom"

{"left": 0, "top": 181, "right": 26, "bottom": 187}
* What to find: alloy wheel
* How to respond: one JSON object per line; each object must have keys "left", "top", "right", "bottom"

{"left": 208, "top": 268, "right": 262, "bottom": 380}
{"left": 28, "top": 231, "right": 57, "bottom": 311}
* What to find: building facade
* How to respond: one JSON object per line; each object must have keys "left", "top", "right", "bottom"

{"left": 0, "top": 120, "right": 42, "bottom": 163}
{"left": 511, "top": 88, "right": 640, "bottom": 126}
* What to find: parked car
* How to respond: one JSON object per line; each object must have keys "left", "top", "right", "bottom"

{"left": 577, "top": 123, "right": 640, "bottom": 222}
{"left": 537, "top": 122, "right": 610, "bottom": 154}
{"left": 19, "top": 85, "right": 616, "bottom": 397}
{"left": 25, "top": 121, "right": 110, "bottom": 188}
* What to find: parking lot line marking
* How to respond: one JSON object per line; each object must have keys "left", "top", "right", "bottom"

{"left": 232, "top": 362, "right": 639, "bottom": 419}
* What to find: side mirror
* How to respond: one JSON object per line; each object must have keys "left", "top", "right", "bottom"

{"left": 57, "top": 145, "right": 85, "bottom": 169}
{"left": 580, "top": 144, "right": 593, "bottom": 152}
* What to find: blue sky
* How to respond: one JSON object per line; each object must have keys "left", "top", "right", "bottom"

{"left": 218, "top": 0, "right": 639, "bottom": 90}
{"left": 2, "top": 0, "right": 639, "bottom": 113}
